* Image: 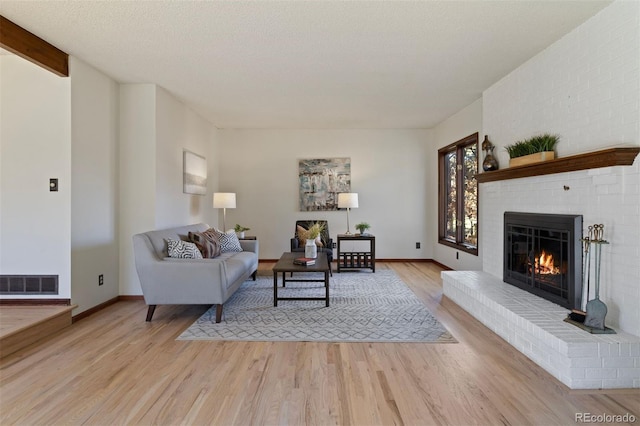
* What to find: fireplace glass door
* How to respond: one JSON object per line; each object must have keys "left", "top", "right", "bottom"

{"left": 504, "top": 212, "right": 582, "bottom": 310}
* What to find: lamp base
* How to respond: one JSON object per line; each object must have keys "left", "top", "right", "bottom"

{"left": 344, "top": 207, "right": 352, "bottom": 236}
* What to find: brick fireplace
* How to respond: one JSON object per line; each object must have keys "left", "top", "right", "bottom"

{"left": 479, "top": 163, "right": 639, "bottom": 334}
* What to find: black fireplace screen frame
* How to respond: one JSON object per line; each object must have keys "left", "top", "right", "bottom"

{"left": 503, "top": 212, "right": 583, "bottom": 310}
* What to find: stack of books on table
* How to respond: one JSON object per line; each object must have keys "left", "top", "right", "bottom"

{"left": 293, "top": 257, "right": 316, "bottom": 266}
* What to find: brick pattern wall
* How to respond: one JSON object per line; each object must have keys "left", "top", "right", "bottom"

{"left": 443, "top": 271, "right": 640, "bottom": 389}
{"left": 481, "top": 1, "right": 640, "bottom": 336}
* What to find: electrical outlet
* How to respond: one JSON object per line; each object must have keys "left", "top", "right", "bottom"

{"left": 332, "top": 242, "right": 336, "bottom": 249}
{"left": 416, "top": 242, "right": 420, "bottom": 249}
{"left": 49, "top": 178, "right": 58, "bottom": 192}
{"left": 98, "top": 274, "right": 104, "bottom": 286}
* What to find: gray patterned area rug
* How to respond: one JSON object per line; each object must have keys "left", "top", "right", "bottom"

{"left": 177, "top": 270, "right": 456, "bottom": 343}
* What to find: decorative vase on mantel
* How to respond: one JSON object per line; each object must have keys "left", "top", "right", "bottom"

{"left": 305, "top": 239, "right": 318, "bottom": 259}
{"left": 481, "top": 135, "right": 499, "bottom": 171}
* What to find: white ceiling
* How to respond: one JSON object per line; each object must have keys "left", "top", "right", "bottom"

{"left": 1, "top": 1, "right": 611, "bottom": 129}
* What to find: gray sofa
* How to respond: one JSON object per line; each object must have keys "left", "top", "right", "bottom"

{"left": 132, "top": 223, "right": 259, "bottom": 322}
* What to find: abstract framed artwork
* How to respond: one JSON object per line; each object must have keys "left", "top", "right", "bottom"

{"left": 299, "top": 157, "right": 351, "bottom": 211}
{"left": 183, "top": 150, "right": 207, "bottom": 195}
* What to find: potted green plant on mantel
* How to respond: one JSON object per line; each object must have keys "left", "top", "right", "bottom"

{"left": 355, "top": 222, "right": 371, "bottom": 236}
{"left": 234, "top": 224, "right": 250, "bottom": 239}
{"left": 505, "top": 133, "right": 559, "bottom": 167}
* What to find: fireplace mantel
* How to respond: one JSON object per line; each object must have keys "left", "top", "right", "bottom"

{"left": 476, "top": 147, "right": 640, "bottom": 183}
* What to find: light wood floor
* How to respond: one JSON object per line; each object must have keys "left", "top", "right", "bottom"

{"left": 0, "top": 304, "right": 75, "bottom": 359}
{"left": 0, "top": 305, "right": 72, "bottom": 337}
{"left": 1, "top": 262, "right": 638, "bottom": 425}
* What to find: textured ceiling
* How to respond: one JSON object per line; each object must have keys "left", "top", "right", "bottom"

{"left": 1, "top": 1, "right": 611, "bottom": 129}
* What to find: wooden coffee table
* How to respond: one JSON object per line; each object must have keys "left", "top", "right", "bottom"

{"left": 272, "top": 252, "right": 330, "bottom": 307}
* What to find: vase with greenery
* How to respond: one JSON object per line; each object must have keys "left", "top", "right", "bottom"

{"left": 234, "top": 224, "right": 250, "bottom": 239}
{"left": 305, "top": 222, "right": 326, "bottom": 258}
{"left": 306, "top": 222, "right": 325, "bottom": 239}
{"left": 505, "top": 133, "right": 559, "bottom": 167}
{"left": 355, "top": 222, "right": 371, "bottom": 235}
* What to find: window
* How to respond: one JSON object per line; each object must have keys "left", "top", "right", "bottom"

{"left": 438, "top": 133, "right": 478, "bottom": 255}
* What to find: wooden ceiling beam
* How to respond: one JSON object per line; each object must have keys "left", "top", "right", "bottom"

{"left": 0, "top": 15, "right": 68, "bottom": 77}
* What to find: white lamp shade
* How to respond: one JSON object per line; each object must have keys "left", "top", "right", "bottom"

{"left": 338, "top": 193, "right": 358, "bottom": 208}
{"left": 213, "top": 192, "right": 236, "bottom": 209}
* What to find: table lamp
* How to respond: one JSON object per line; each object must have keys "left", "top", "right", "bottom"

{"left": 337, "top": 193, "right": 358, "bottom": 235}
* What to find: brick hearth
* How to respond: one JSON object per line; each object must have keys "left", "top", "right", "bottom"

{"left": 442, "top": 271, "right": 640, "bottom": 389}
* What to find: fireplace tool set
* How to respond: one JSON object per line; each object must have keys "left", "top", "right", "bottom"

{"left": 565, "top": 224, "right": 616, "bottom": 334}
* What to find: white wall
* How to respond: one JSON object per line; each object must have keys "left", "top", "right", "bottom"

{"left": 431, "top": 98, "right": 484, "bottom": 271}
{"left": 155, "top": 86, "right": 214, "bottom": 229}
{"left": 481, "top": 0, "right": 639, "bottom": 335}
{"left": 70, "top": 57, "right": 120, "bottom": 314}
{"left": 0, "top": 55, "right": 72, "bottom": 299}
{"left": 217, "top": 129, "right": 432, "bottom": 260}
{"left": 119, "top": 84, "right": 157, "bottom": 296}
{"left": 118, "top": 85, "right": 217, "bottom": 295}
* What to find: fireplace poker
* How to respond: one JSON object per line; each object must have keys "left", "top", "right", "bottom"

{"left": 577, "top": 228, "right": 590, "bottom": 314}
{"left": 581, "top": 226, "right": 593, "bottom": 312}
{"left": 572, "top": 226, "right": 593, "bottom": 321}
{"left": 584, "top": 224, "right": 608, "bottom": 330}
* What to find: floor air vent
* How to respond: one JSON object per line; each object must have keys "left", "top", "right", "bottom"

{"left": 0, "top": 275, "right": 59, "bottom": 295}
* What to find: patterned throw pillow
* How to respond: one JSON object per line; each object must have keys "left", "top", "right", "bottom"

{"left": 211, "top": 229, "right": 243, "bottom": 253}
{"left": 188, "top": 231, "right": 221, "bottom": 258}
{"left": 167, "top": 238, "right": 203, "bottom": 259}
{"left": 204, "top": 230, "right": 223, "bottom": 258}
{"left": 296, "top": 225, "right": 323, "bottom": 247}
{"left": 202, "top": 229, "right": 223, "bottom": 256}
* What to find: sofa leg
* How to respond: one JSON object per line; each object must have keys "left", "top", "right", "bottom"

{"left": 146, "top": 305, "right": 157, "bottom": 322}
{"left": 252, "top": 270, "right": 257, "bottom": 281}
{"left": 215, "top": 304, "right": 223, "bottom": 323}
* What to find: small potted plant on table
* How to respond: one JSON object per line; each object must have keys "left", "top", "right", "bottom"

{"left": 234, "top": 224, "right": 250, "bottom": 239}
{"left": 355, "top": 222, "right": 371, "bottom": 236}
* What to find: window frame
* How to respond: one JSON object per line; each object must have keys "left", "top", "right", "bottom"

{"left": 438, "top": 132, "right": 479, "bottom": 256}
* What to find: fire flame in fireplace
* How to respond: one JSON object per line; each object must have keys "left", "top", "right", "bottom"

{"left": 534, "top": 250, "right": 560, "bottom": 275}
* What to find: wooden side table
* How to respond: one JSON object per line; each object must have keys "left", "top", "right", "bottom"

{"left": 337, "top": 234, "right": 375, "bottom": 272}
